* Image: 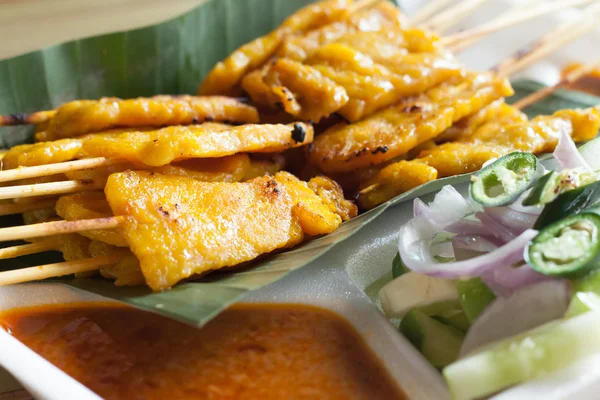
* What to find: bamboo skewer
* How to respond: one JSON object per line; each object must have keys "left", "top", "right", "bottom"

{"left": 425, "top": 0, "right": 493, "bottom": 33}
{"left": 445, "top": 0, "right": 597, "bottom": 50}
{"left": 0, "top": 157, "right": 117, "bottom": 183}
{"left": 496, "top": 4, "right": 600, "bottom": 78}
{"left": 0, "top": 254, "right": 128, "bottom": 286}
{"left": 447, "top": 0, "right": 543, "bottom": 51}
{"left": 0, "top": 241, "right": 59, "bottom": 260}
{"left": 0, "top": 217, "right": 121, "bottom": 243}
{"left": 513, "top": 58, "right": 600, "bottom": 110}
{"left": 411, "top": 0, "right": 455, "bottom": 26}
{"left": 0, "top": 111, "right": 55, "bottom": 127}
{"left": 349, "top": 0, "right": 382, "bottom": 13}
{"left": 0, "top": 180, "right": 103, "bottom": 200}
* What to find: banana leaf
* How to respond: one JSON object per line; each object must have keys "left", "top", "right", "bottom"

{"left": 0, "top": 0, "right": 599, "bottom": 326}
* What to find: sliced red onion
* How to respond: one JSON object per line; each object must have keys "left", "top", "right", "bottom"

{"left": 452, "top": 235, "right": 499, "bottom": 262}
{"left": 554, "top": 128, "right": 592, "bottom": 171}
{"left": 415, "top": 186, "right": 475, "bottom": 229}
{"left": 484, "top": 207, "right": 538, "bottom": 234}
{"left": 445, "top": 219, "right": 492, "bottom": 237}
{"left": 398, "top": 219, "right": 538, "bottom": 278}
{"left": 509, "top": 190, "right": 543, "bottom": 215}
{"left": 413, "top": 197, "right": 428, "bottom": 218}
{"left": 476, "top": 212, "right": 516, "bottom": 243}
{"left": 482, "top": 263, "right": 550, "bottom": 297}
{"left": 452, "top": 235, "right": 499, "bottom": 254}
{"left": 459, "top": 280, "right": 570, "bottom": 357}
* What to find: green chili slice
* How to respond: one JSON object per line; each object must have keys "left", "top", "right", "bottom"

{"left": 470, "top": 152, "right": 540, "bottom": 207}
{"left": 526, "top": 209, "right": 600, "bottom": 277}
{"left": 534, "top": 181, "right": 600, "bottom": 230}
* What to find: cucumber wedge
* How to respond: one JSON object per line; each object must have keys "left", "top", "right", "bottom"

{"left": 443, "top": 311, "right": 600, "bottom": 400}
{"left": 456, "top": 278, "right": 495, "bottom": 323}
{"left": 579, "top": 137, "right": 600, "bottom": 172}
{"left": 566, "top": 292, "right": 600, "bottom": 317}
{"left": 400, "top": 310, "right": 464, "bottom": 368}
{"left": 380, "top": 272, "right": 458, "bottom": 318}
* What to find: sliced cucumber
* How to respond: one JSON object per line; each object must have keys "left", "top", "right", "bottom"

{"left": 579, "top": 137, "right": 600, "bottom": 172}
{"left": 443, "top": 310, "right": 600, "bottom": 400}
{"left": 400, "top": 310, "right": 464, "bottom": 368}
{"left": 456, "top": 278, "right": 495, "bottom": 323}
{"left": 566, "top": 292, "right": 600, "bottom": 317}
{"left": 432, "top": 309, "right": 471, "bottom": 333}
{"left": 415, "top": 300, "right": 471, "bottom": 332}
{"left": 568, "top": 269, "right": 600, "bottom": 317}
{"left": 379, "top": 272, "right": 458, "bottom": 318}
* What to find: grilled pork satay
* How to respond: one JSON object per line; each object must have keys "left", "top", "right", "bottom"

{"left": 82, "top": 122, "right": 313, "bottom": 167}
{"left": 308, "top": 43, "right": 462, "bottom": 122}
{"left": 308, "top": 73, "right": 514, "bottom": 173}
{"left": 241, "top": 58, "right": 350, "bottom": 122}
{"left": 0, "top": 96, "right": 259, "bottom": 142}
{"left": 2, "top": 122, "right": 312, "bottom": 171}
{"left": 198, "top": 0, "right": 357, "bottom": 96}
{"left": 435, "top": 99, "right": 528, "bottom": 143}
{"left": 277, "top": 2, "right": 410, "bottom": 61}
{"left": 89, "top": 241, "right": 144, "bottom": 286}
{"left": 56, "top": 192, "right": 126, "bottom": 247}
{"left": 104, "top": 170, "right": 357, "bottom": 290}
{"left": 55, "top": 154, "right": 286, "bottom": 246}
{"left": 358, "top": 107, "right": 600, "bottom": 209}
{"left": 244, "top": 25, "right": 460, "bottom": 123}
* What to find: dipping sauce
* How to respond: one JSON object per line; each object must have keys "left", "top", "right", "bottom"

{"left": 0, "top": 303, "right": 405, "bottom": 400}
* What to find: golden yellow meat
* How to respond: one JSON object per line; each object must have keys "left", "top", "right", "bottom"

{"left": 89, "top": 241, "right": 145, "bottom": 286}
{"left": 64, "top": 154, "right": 280, "bottom": 186}
{"left": 435, "top": 99, "right": 528, "bottom": 143}
{"left": 246, "top": 42, "right": 461, "bottom": 123}
{"left": 36, "top": 96, "right": 259, "bottom": 141}
{"left": 56, "top": 192, "right": 127, "bottom": 247}
{"left": 3, "top": 138, "right": 86, "bottom": 169}
{"left": 83, "top": 122, "right": 313, "bottom": 167}
{"left": 242, "top": 58, "right": 349, "bottom": 122}
{"left": 357, "top": 161, "right": 438, "bottom": 209}
{"left": 358, "top": 107, "right": 600, "bottom": 208}
{"left": 198, "top": 0, "right": 355, "bottom": 96}
{"left": 105, "top": 170, "right": 356, "bottom": 291}
{"left": 278, "top": 2, "right": 410, "bottom": 61}
{"left": 309, "top": 73, "right": 513, "bottom": 173}
{"left": 3, "top": 126, "right": 152, "bottom": 168}
{"left": 56, "top": 154, "right": 285, "bottom": 248}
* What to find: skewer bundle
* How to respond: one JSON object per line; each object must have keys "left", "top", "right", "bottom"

{"left": 0, "top": 0, "right": 597, "bottom": 291}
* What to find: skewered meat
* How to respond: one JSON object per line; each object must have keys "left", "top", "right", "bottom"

{"left": 309, "top": 73, "right": 513, "bottom": 173}
{"left": 241, "top": 58, "right": 349, "bottom": 122}
{"left": 36, "top": 96, "right": 259, "bottom": 141}
{"left": 56, "top": 192, "right": 126, "bottom": 247}
{"left": 104, "top": 171, "right": 356, "bottom": 290}
{"left": 3, "top": 123, "right": 311, "bottom": 169}
{"left": 278, "top": 2, "right": 409, "bottom": 61}
{"left": 83, "top": 122, "right": 313, "bottom": 167}
{"left": 198, "top": 0, "right": 356, "bottom": 96}
{"left": 358, "top": 107, "right": 600, "bottom": 209}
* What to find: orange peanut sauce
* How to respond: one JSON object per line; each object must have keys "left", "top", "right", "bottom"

{"left": 0, "top": 303, "right": 405, "bottom": 400}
